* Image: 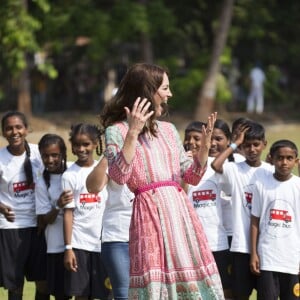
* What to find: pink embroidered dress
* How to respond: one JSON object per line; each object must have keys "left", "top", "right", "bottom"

{"left": 105, "top": 121, "right": 224, "bottom": 300}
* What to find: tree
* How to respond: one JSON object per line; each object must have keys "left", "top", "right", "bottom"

{"left": 0, "top": 0, "right": 50, "bottom": 115}
{"left": 195, "top": 0, "right": 234, "bottom": 121}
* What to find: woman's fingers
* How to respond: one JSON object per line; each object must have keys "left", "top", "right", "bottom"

{"left": 134, "top": 97, "right": 151, "bottom": 116}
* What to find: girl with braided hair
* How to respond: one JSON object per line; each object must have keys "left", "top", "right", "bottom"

{"left": 0, "top": 111, "right": 49, "bottom": 300}
{"left": 62, "top": 123, "right": 110, "bottom": 300}
{"left": 36, "top": 133, "right": 73, "bottom": 300}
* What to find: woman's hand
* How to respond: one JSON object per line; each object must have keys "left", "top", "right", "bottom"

{"left": 201, "top": 112, "right": 217, "bottom": 150}
{"left": 124, "top": 97, "right": 154, "bottom": 135}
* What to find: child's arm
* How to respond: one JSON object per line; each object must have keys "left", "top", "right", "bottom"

{"left": 63, "top": 208, "right": 77, "bottom": 272}
{"left": 211, "top": 125, "right": 248, "bottom": 173}
{"left": 250, "top": 215, "right": 260, "bottom": 275}
{"left": 211, "top": 145, "right": 237, "bottom": 174}
{"left": 86, "top": 157, "right": 109, "bottom": 194}
{"left": 40, "top": 190, "right": 73, "bottom": 225}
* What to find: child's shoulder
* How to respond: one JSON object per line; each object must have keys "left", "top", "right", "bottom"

{"left": 62, "top": 162, "right": 80, "bottom": 176}
{"left": 289, "top": 174, "right": 300, "bottom": 185}
{"left": 257, "top": 161, "right": 274, "bottom": 173}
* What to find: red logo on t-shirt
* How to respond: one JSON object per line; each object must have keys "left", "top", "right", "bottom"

{"left": 244, "top": 192, "right": 252, "bottom": 207}
{"left": 269, "top": 209, "right": 292, "bottom": 222}
{"left": 193, "top": 190, "right": 216, "bottom": 201}
{"left": 79, "top": 193, "right": 101, "bottom": 203}
{"left": 13, "top": 181, "right": 35, "bottom": 192}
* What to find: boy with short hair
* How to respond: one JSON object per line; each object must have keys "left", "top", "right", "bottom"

{"left": 250, "top": 139, "right": 300, "bottom": 300}
{"left": 211, "top": 120, "right": 274, "bottom": 300}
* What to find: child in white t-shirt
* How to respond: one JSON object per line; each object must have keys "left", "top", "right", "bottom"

{"left": 184, "top": 119, "right": 234, "bottom": 299}
{"left": 86, "top": 156, "right": 134, "bottom": 300}
{"left": 211, "top": 120, "right": 274, "bottom": 299}
{"left": 250, "top": 139, "right": 300, "bottom": 300}
{"left": 62, "top": 123, "right": 109, "bottom": 300}
{"left": 35, "top": 133, "right": 74, "bottom": 300}
{"left": 0, "top": 111, "right": 48, "bottom": 300}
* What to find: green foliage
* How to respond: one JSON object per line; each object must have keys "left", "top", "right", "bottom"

{"left": 110, "top": 1, "right": 149, "bottom": 39}
{"left": 1, "top": 0, "right": 300, "bottom": 114}
{"left": 171, "top": 68, "right": 204, "bottom": 111}
{"left": 216, "top": 73, "right": 232, "bottom": 104}
{"left": 0, "top": 0, "right": 41, "bottom": 76}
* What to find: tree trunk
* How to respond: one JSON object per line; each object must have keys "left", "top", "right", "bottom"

{"left": 195, "top": 0, "right": 234, "bottom": 121}
{"left": 141, "top": 32, "right": 154, "bottom": 63}
{"left": 17, "top": 0, "right": 32, "bottom": 116}
{"left": 139, "top": 0, "right": 154, "bottom": 63}
{"left": 17, "top": 66, "right": 32, "bottom": 116}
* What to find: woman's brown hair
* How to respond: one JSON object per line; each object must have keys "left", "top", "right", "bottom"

{"left": 100, "top": 63, "right": 168, "bottom": 136}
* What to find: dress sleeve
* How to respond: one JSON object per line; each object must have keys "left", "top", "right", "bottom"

{"left": 171, "top": 123, "right": 207, "bottom": 185}
{"left": 104, "top": 124, "right": 134, "bottom": 185}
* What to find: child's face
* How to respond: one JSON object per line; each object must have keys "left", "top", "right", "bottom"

{"left": 2, "top": 116, "right": 28, "bottom": 149}
{"left": 40, "top": 144, "right": 63, "bottom": 173}
{"left": 72, "top": 133, "right": 96, "bottom": 166}
{"left": 184, "top": 130, "right": 202, "bottom": 157}
{"left": 241, "top": 139, "right": 267, "bottom": 167}
{"left": 272, "top": 147, "right": 298, "bottom": 181}
{"left": 209, "top": 128, "right": 230, "bottom": 157}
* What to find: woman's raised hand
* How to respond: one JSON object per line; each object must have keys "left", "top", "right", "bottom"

{"left": 201, "top": 112, "right": 217, "bottom": 150}
{"left": 124, "top": 97, "right": 154, "bottom": 135}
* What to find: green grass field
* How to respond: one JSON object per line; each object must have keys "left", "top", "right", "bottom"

{"left": 0, "top": 282, "right": 257, "bottom": 299}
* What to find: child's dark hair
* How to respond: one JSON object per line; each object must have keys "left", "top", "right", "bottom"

{"left": 185, "top": 121, "right": 206, "bottom": 135}
{"left": 1, "top": 111, "right": 33, "bottom": 186}
{"left": 214, "top": 119, "right": 234, "bottom": 162}
{"left": 38, "top": 134, "right": 68, "bottom": 189}
{"left": 244, "top": 121, "right": 265, "bottom": 141}
{"left": 269, "top": 139, "right": 298, "bottom": 158}
{"left": 215, "top": 119, "right": 231, "bottom": 141}
{"left": 69, "top": 123, "right": 104, "bottom": 156}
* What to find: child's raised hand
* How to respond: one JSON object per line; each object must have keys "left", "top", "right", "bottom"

{"left": 232, "top": 124, "right": 249, "bottom": 146}
{"left": 124, "top": 97, "right": 154, "bottom": 135}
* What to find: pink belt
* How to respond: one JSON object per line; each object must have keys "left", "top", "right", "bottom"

{"left": 134, "top": 180, "right": 182, "bottom": 196}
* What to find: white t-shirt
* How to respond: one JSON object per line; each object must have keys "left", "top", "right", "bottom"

{"left": 62, "top": 161, "right": 108, "bottom": 252}
{"left": 221, "top": 160, "right": 274, "bottom": 253}
{"left": 251, "top": 175, "right": 300, "bottom": 275}
{"left": 188, "top": 157, "right": 228, "bottom": 251}
{"left": 102, "top": 180, "right": 133, "bottom": 243}
{"left": 220, "top": 153, "right": 246, "bottom": 236}
{"left": 35, "top": 173, "right": 65, "bottom": 253}
{"left": 0, "top": 144, "right": 43, "bottom": 229}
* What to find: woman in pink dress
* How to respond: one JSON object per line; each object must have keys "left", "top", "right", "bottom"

{"left": 101, "top": 63, "right": 224, "bottom": 299}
